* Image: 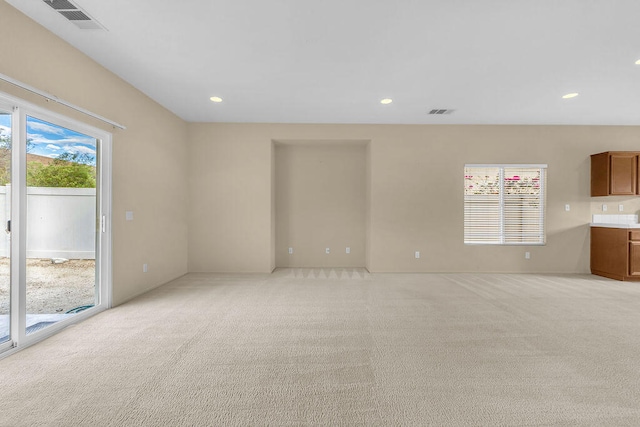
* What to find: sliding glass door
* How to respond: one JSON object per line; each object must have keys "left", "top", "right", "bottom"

{"left": 0, "top": 93, "right": 111, "bottom": 354}
{"left": 25, "top": 116, "right": 100, "bottom": 335}
{"left": 0, "top": 109, "right": 11, "bottom": 349}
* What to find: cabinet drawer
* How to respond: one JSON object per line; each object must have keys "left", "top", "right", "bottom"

{"left": 630, "top": 231, "right": 640, "bottom": 241}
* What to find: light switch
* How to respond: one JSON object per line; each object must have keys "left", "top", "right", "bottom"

{"left": 346, "top": 247, "right": 350, "bottom": 254}
{"left": 288, "top": 247, "right": 293, "bottom": 254}
{"left": 415, "top": 251, "right": 420, "bottom": 259}
{"left": 565, "top": 204, "right": 570, "bottom": 212}
{"left": 325, "top": 248, "right": 330, "bottom": 254}
{"left": 125, "top": 211, "right": 134, "bottom": 221}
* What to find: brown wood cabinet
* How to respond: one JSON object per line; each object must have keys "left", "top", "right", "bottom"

{"left": 591, "top": 151, "right": 640, "bottom": 196}
{"left": 591, "top": 226, "right": 640, "bottom": 281}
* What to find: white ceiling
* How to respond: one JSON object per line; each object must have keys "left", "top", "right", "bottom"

{"left": 6, "top": 0, "right": 640, "bottom": 125}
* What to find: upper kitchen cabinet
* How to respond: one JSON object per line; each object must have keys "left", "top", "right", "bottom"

{"left": 591, "top": 152, "right": 639, "bottom": 196}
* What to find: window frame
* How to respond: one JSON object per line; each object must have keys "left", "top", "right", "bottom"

{"left": 464, "top": 163, "right": 547, "bottom": 246}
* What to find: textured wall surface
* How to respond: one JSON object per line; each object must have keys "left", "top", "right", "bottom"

{"left": 275, "top": 142, "right": 367, "bottom": 268}
{"left": 188, "top": 123, "right": 640, "bottom": 273}
{"left": 0, "top": 1, "right": 189, "bottom": 305}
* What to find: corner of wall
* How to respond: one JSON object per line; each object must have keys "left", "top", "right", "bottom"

{"left": 270, "top": 140, "right": 276, "bottom": 272}
{"left": 365, "top": 140, "right": 372, "bottom": 272}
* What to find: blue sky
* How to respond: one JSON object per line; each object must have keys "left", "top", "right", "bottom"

{"left": 0, "top": 114, "right": 96, "bottom": 166}
{"left": 0, "top": 113, "right": 9, "bottom": 142}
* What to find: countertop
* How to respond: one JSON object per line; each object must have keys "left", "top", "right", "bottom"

{"left": 590, "top": 223, "right": 640, "bottom": 229}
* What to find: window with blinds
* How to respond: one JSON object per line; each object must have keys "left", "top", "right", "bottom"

{"left": 464, "top": 165, "right": 547, "bottom": 245}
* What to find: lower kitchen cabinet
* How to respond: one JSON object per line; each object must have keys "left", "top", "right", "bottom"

{"left": 591, "top": 227, "right": 640, "bottom": 281}
{"left": 630, "top": 240, "right": 640, "bottom": 277}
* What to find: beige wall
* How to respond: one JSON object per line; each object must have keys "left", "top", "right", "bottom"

{"left": 187, "top": 124, "right": 273, "bottom": 272}
{"left": 365, "top": 142, "right": 372, "bottom": 271}
{"left": 274, "top": 141, "right": 367, "bottom": 268}
{"left": 8, "top": 2, "right": 640, "bottom": 281}
{"left": 187, "top": 123, "right": 640, "bottom": 274}
{"left": 0, "top": 2, "right": 189, "bottom": 305}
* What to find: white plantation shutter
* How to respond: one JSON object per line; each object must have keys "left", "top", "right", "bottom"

{"left": 464, "top": 165, "right": 546, "bottom": 245}
{"left": 464, "top": 167, "right": 502, "bottom": 244}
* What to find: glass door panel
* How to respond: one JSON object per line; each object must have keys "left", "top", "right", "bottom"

{"left": 25, "top": 116, "right": 98, "bottom": 335}
{"left": 0, "top": 111, "right": 10, "bottom": 344}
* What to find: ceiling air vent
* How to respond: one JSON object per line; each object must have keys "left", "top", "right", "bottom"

{"left": 429, "top": 109, "right": 455, "bottom": 115}
{"left": 42, "top": 0, "right": 105, "bottom": 30}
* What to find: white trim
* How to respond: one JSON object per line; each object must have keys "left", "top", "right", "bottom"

{"left": 0, "top": 90, "right": 112, "bottom": 355}
{"left": 465, "top": 164, "right": 548, "bottom": 169}
{"left": 0, "top": 72, "right": 126, "bottom": 130}
{"left": 12, "top": 105, "right": 26, "bottom": 347}
{"left": 0, "top": 340, "right": 13, "bottom": 353}
{"left": 465, "top": 242, "right": 547, "bottom": 246}
{"left": 464, "top": 165, "right": 547, "bottom": 245}
{"left": 97, "top": 130, "right": 113, "bottom": 309}
{"left": 539, "top": 167, "right": 546, "bottom": 243}
{"left": 1, "top": 306, "right": 107, "bottom": 360}
{"left": 0, "top": 102, "right": 14, "bottom": 348}
{"left": 498, "top": 167, "right": 505, "bottom": 244}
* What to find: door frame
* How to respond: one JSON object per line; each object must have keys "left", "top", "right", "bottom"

{"left": 0, "top": 98, "right": 15, "bottom": 354}
{"left": 0, "top": 91, "right": 112, "bottom": 356}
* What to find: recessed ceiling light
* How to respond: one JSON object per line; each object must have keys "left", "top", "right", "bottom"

{"left": 635, "top": 59, "right": 640, "bottom": 65}
{"left": 380, "top": 98, "right": 393, "bottom": 104}
{"left": 562, "top": 93, "right": 579, "bottom": 99}
{"left": 210, "top": 96, "right": 223, "bottom": 103}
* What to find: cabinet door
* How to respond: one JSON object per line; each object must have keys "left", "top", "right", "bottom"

{"left": 591, "top": 152, "right": 610, "bottom": 196}
{"left": 610, "top": 154, "right": 637, "bottom": 195}
{"left": 630, "top": 242, "right": 640, "bottom": 276}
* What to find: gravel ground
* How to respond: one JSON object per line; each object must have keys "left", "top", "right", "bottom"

{"left": 0, "top": 258, "right": 95, "bottom": 314}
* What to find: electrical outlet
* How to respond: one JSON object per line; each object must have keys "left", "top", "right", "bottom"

{"left": 619, "top": 204, "right": 624, "bottom": 212}
{"left": 288, "top": 247, "right": 293, "bottom": 254}
{"left": 525, "top": 252, "right": 530, "bottom": 260}
{"left": 602, "top": 204, "right": 608, "bottom": 212}
{"left": 415, "top": 251, "right": 420, "bottom": 259}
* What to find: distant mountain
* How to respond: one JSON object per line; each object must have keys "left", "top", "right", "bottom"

{"left": 26, "top": 153, "right": 56, "bottom": 165}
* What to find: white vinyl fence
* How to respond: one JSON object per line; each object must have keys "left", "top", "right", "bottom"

{"left": 0, "top": 185, "right": 96, "bottom": 259}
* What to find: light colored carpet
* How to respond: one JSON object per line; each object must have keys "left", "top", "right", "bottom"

{"left": 2, "top": 269, "right": 640, "bottom": 426}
